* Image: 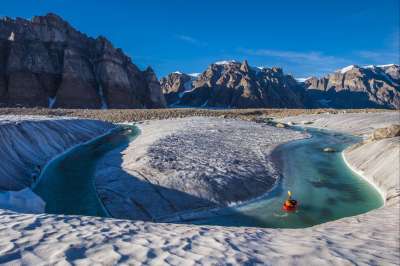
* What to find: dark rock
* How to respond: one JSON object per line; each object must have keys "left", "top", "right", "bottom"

{"left": 0, "top": 13, "right": 166, "bottom": 109}
{"left": 161, "top": 61, "right": 304, "bottom": 108}
{"left": 323, "top": 147, "right": 336, "bottom": 153}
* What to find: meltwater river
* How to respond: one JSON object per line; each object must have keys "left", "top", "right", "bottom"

{"left": 34, "top": 126, "right": 383, "bottom": 228}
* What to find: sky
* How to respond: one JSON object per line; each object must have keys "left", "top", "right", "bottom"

{"left": 1, "top": 0, "right": 399, "bottom": 78}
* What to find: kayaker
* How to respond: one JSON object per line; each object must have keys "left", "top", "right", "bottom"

{"left": 283, "top": 190, "right": 298, "bottom": 211}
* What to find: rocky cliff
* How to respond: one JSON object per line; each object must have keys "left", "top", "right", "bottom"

{"left": 162, "top": 62, "right": 400, "bottom": 109}
{"left": 0, "top": 13, "right": 166, "bottom": 109}
{"left": 304, "top": 64, "right": 400, "bottom": 109}
{"left": 161, "top": 60, "right": 304, "bottom": 108}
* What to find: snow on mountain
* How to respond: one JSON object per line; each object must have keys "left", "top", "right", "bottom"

{"left": 214, "top": 60, "right": 237, "bottom": 65}
{"left": 188, "top": 73, "right": 201, "bottom": 77}
{"left": 295, "top": 77, "right": 312, "bottom": 82}
{"left": 337, "top": 65, "right": 358, "bottom": 74}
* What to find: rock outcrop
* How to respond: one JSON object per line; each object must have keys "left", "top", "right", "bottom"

{"left": 0, "top": 13, "right": 166, "bottom": 109}
{"left": 371, "top": 124, "right": 400, "bottom": 141}
{"left": 304, "top": 64, "right": 400, "bottom": 109}
{"left": 161, "top": 60, "right": 304, "bottom": 108}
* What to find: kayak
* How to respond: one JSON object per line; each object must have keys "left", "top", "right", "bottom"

{"left": 282, "top": 201, "right": 298, "bottom": 212}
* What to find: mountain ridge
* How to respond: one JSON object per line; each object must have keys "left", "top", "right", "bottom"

{"left": 162, "top": 62, "right": 400, "bottom": 109}
{"left": 0, "top": 13, "right": 166, "bottom": 109}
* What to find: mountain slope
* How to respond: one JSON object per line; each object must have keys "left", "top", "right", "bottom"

{"left": 0, "top": 13, "right": 166, "bottom": 109}
{"left": 303, "top": 64, "right": 400, "bottom": 109}
{"left": 161, "top": 60, "right": 304, "bottom": 108}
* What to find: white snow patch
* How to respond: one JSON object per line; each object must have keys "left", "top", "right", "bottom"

{"left": 364, "top": 64, "right": 398, "bottom": 69}
{"left": 376, "top": 64, "right": 398, "bottom": 68}
{"left": 337, "top": 65, "right": 358, "bottom": 74}
{"left": 173, "top": 71, "right": 183, "bottom": 75}
{"left": 296, "top": 77, "right": 312, "bottom": 82}
{"left": 0, "top": 188, "right": 45, "bottom": 214}
{"left": 188, "top": 73, "right": 201, "bottom": 77}
{"left": 214, "top": 60, "right": 237, "bottom": 65}
{"left": 98, "top": 84, "right": 108, "bottom": 109}
{"left": 48, "top": 97, "right": 56, "bottom": 108}
{"left": 8, "top": 31, "right": 15, "bottom": 41}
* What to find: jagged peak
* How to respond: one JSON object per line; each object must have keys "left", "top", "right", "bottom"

{"left": 240, "top": 60, "right": 250, "bottom": 72}
{"left": 31, "top": 13, "right": 70, "bottom": 27}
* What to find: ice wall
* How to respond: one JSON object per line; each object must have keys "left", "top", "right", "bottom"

{"left": 0, "top": 116, "right": 116, "bottom": 190}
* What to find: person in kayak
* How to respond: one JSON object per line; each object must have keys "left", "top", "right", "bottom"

{"left": 283, "top": 190, "right": 298, "bottom": 211}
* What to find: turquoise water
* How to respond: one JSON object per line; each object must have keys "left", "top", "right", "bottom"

{"left": 187, "top": 128, "right": 383, "bottom": 228}
{"left": 34, "top": 126, "right": 139, "bottom": 217}
{"left": 33, "top": 126, "right": 383, "bottom": 228}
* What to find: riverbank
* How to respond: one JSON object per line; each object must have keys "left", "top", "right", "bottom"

{"left": 0, "top": 112, "right": 398, "bottom": 265}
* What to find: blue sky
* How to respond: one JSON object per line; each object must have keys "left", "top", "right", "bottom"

{"left": 1, "top": 0, "right": 399, "bottom": 78}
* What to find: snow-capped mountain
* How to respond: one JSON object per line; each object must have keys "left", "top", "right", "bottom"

{"left": 161, "top": 60, "right": 304, "bottom": 108}
{"left": 305, "top": 64, "right": 400, "bottom": 109}
{"left": 162, "top": 62, "right": 400, "bottom": 109}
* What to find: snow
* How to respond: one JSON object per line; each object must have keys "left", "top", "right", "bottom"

{"left": 0, "top": 188, "right": 45, "bottom": 213}
{"left": 337, "top": 65, "right": 358, "bottom": 74}
{"left": 98, "top": 84, "right": 108, "bottom": 109}
{"left": 8, "top": 31, "right": 15, "bottom": 41}
{"left": 376, "top": 64, "right": 398, "bottom": 68}
{"left": 295, "top": 77, "right": 312, "bottom": 82}
{"left": 48, "top": 97, "right": 56, "bottom": 108}
{"left": 188, "top": 73, "right": 201, "bottom": 77}
{"left": 173, "top": 71, "right": 183, "bottom": 75}
{"left": 214, "top": 60, "right": 237, "bottom": 65}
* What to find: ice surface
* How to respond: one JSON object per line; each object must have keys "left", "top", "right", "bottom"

{"left": 0, "top": 188, "right": 45, "bottom": 213}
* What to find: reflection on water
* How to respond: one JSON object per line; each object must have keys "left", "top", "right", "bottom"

{"left": 186, "top": 128, "right": 383, "bottom": 228}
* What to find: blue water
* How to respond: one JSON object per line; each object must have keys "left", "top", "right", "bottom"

{"left": 34, "top": 126, "right": 139, "bottom": 217}
{"left": 186, "top": 128, "right": 383, "bottom": 228}
{"left": 33, "top": 126, "right": 383, "bottom": 228}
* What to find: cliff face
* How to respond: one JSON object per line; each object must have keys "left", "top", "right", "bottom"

{"left": 162, "top": 63, "right": 400, "bottom": 109}
{"left": 0, "top": 13, "right": 166, "bottom": 109}
{"left": 161, "top": 60, "right": 304, "bottom": 108}
{"left": 304, "top": 64, "right": 400, "bottom": 109}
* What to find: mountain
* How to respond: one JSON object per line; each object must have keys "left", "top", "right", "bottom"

{"left": 161, "top": 60, "right": 304, "bottom": 108}
{"left": 162, "top": 62, "right": 400, "bottom": 109}
{"left": 303, "top": 64, "right": 400, "bottom": 109}
{"left": 0, "top": 13, "right": 166, "bottom": 109}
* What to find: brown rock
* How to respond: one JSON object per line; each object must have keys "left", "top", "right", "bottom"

{"left": 304, "top": 64, "right": 400, "bottom": 109}
{"left": 0, "top": 13, "right": 166, "bottom": 109}
{"left": 161, "top": 61, "right": 304, "bottom": 108}
{"left": 371, "top": 125, "right": 400, "bottom": 140}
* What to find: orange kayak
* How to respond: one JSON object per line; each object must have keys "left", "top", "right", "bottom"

{"left": 282, "top": 200, "right": 298, "bottom": 212}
